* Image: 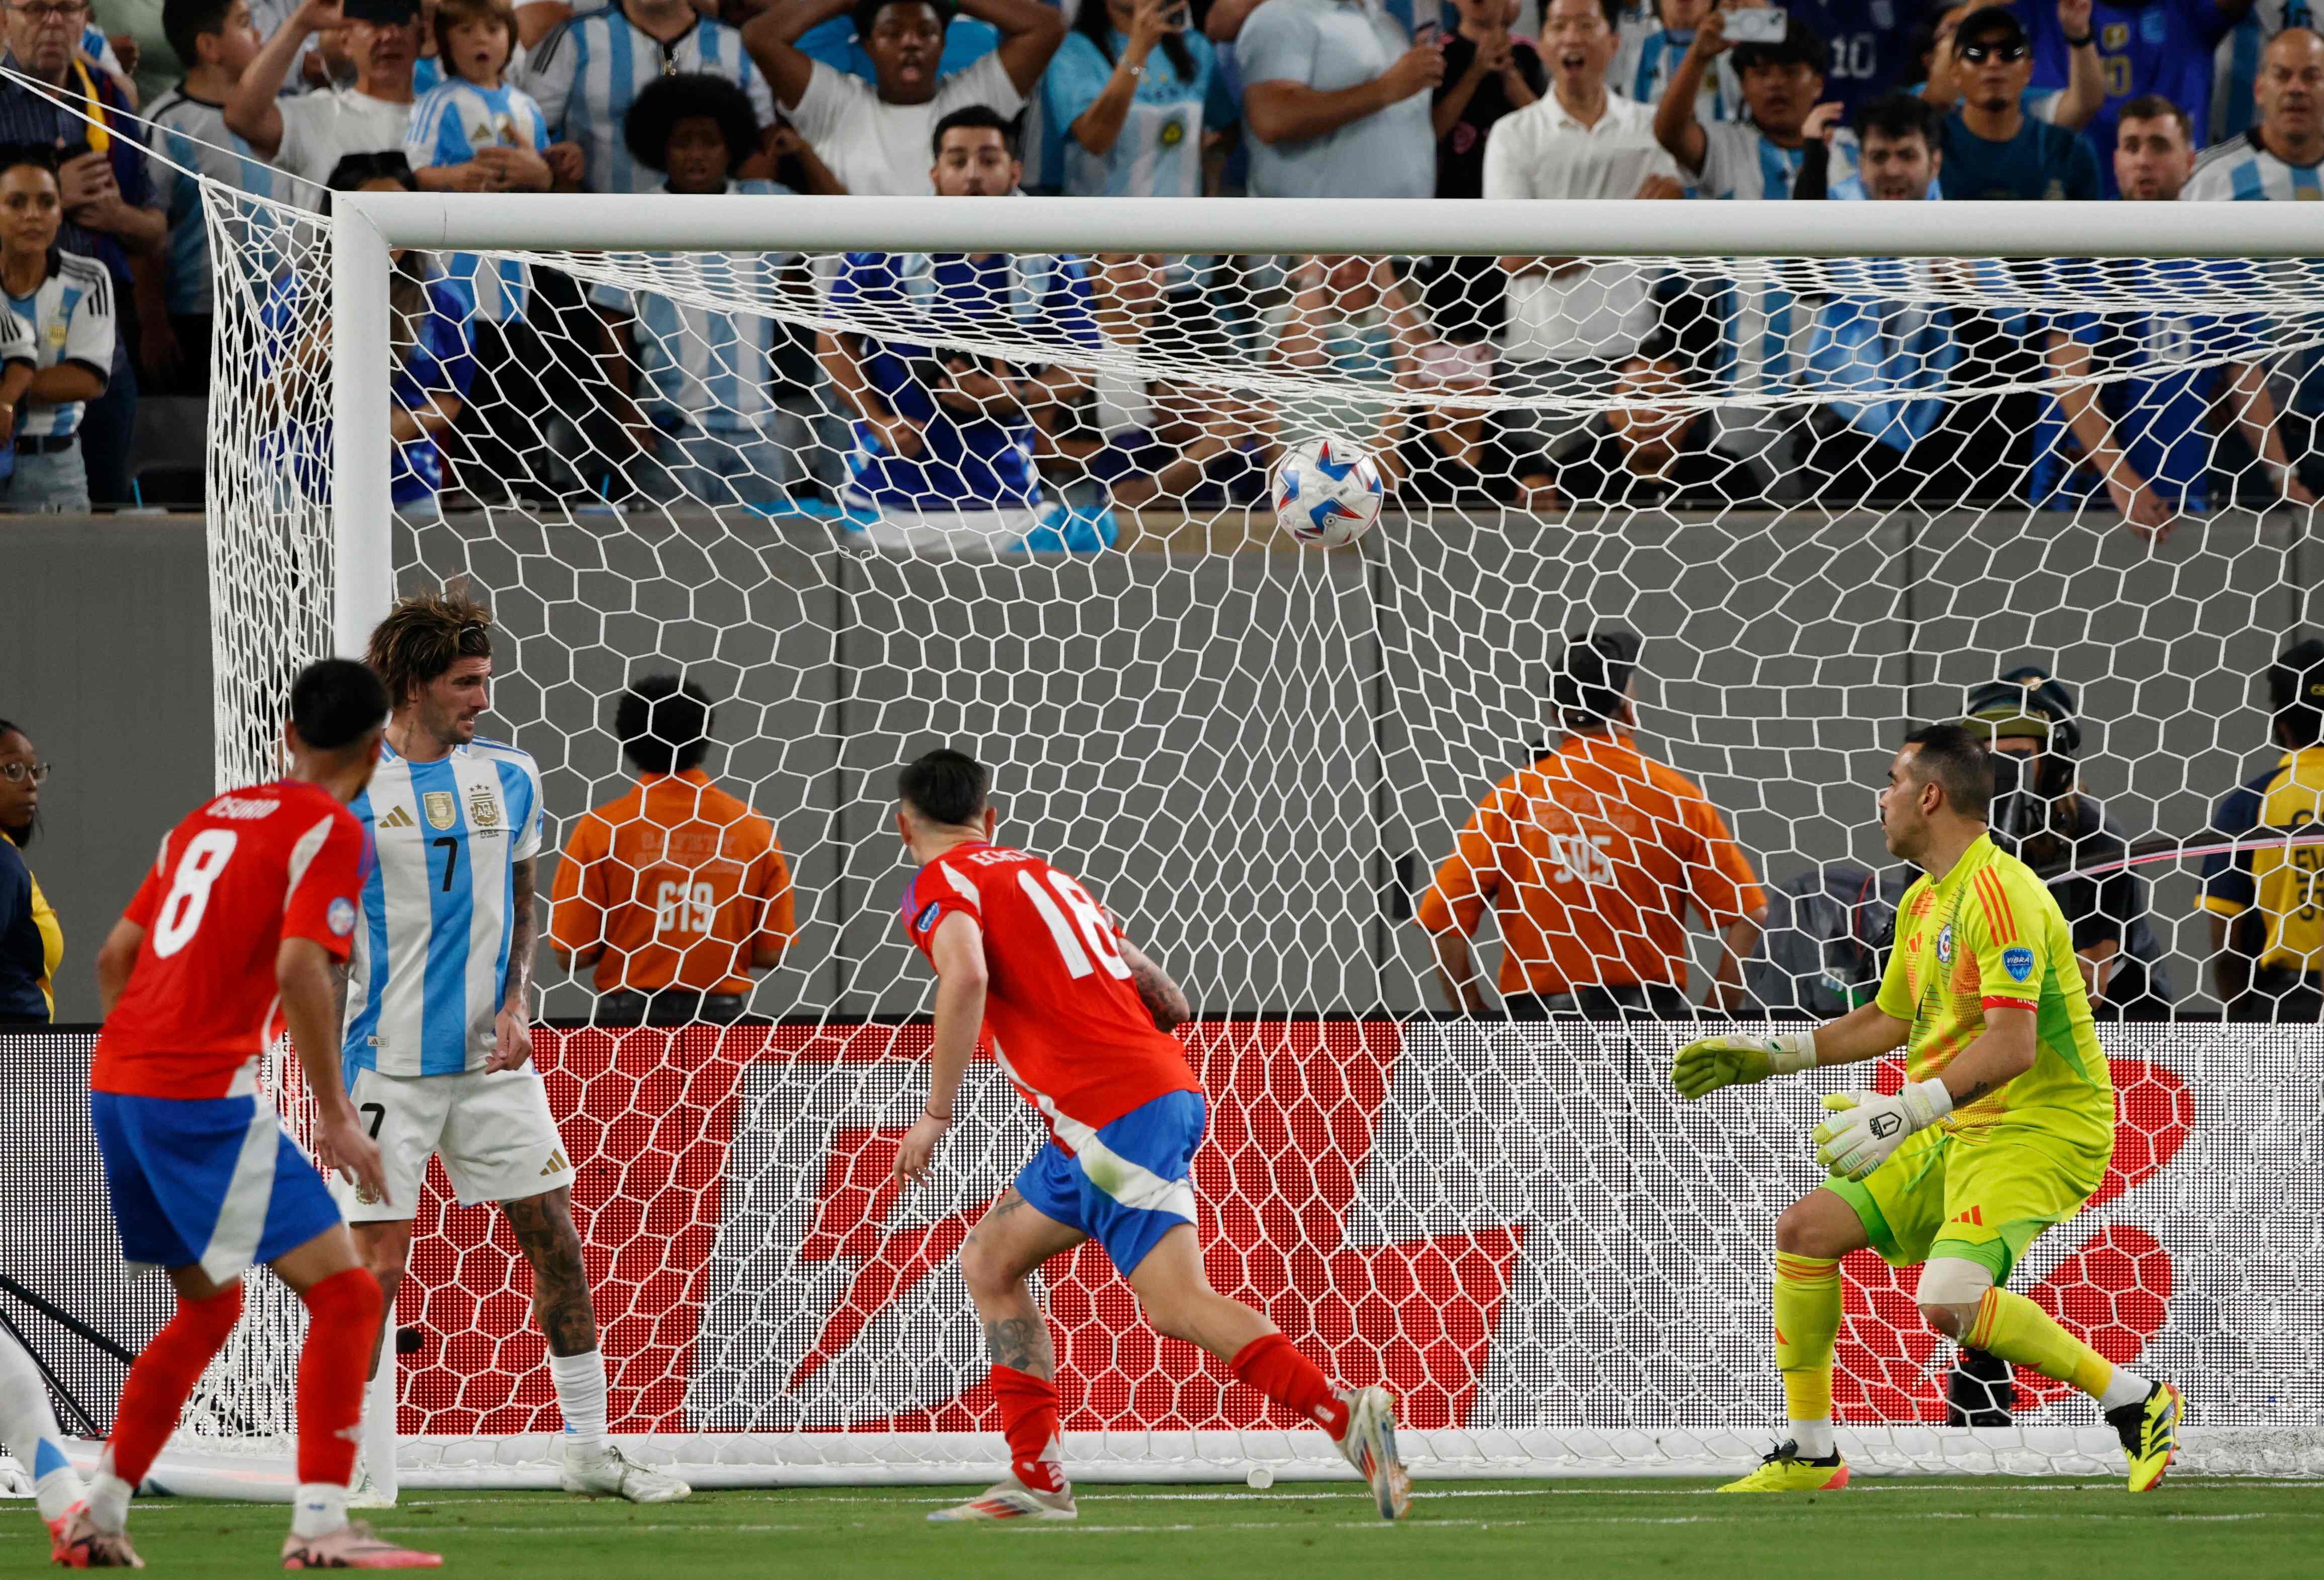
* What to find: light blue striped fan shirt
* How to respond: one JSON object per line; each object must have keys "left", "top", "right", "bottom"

{"left": 344, "top": 737, "right": 544, "bottom": 1079}
{"left": 405, "top": 79, "right": 554, "bottom": 323}
{"left": 515, "top": 10, "right": 775, "bottom": 194}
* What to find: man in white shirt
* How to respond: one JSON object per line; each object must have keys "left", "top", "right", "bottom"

{"left": 1482, "top": 0, "right": 1681, "bottom": 393}
{"left": 744, "top": 0, "right": 1065, "bottom": 197}
{"left": 228, "top": 0, "right": 421, "bottom": 205}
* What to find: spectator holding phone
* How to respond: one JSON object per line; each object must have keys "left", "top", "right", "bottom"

{"left": 1655, "top": 5, "right": 1827, "bottom": 198}
{"left": 1045, "top": 0, "right": 1235, "bottom": 198}
{"left": 0, "top": 0, "right": 163, "bottom": 507}
{"left": 1614, "top": 0, "right": 1741, "bottom": 125}
{"left": 1238, "top": 0, "right": 1437, "bottom": 201}
{"left": 228, "top": 0, "right": 425, "bottom": 204}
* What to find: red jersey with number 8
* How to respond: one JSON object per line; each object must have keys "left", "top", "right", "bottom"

{"left": 900, "top": 842, "right": 1198, "bottom": 1137}
{"left": 93, "top": 780, "right": 369, "bottom": 1100}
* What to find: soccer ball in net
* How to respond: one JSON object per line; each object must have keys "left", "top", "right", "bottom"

{"left": 1273, "top": 436, "right": 1385, "bottom": 547}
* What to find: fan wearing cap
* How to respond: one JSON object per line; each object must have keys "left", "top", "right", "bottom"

{"left": 1935, "top": 7, "right": 2100, "bottom": 199}
{"left": 2196, "top": 638, "right": 2324, "bottom": 1022}
{"left": 1963, "top": 666, "right": 2173, "bottom": 1021}
{"left": 1655, "top": 6, "right": 1828, "bottom": 199}
{"left": 1417, "top": 632, "right": 1768, "bottom": 1019}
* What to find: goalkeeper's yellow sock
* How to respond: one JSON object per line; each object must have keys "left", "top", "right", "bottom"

{"left": 1966, "top": 1287, "right": 2148, "bottom": 1408}
{"left": 1773, "top": 1253, "right": 1842, "bottom": 1458}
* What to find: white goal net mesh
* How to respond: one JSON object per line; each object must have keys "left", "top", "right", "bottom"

{"left": 193, "top": 182, "right": 2324, "bottom": 1482}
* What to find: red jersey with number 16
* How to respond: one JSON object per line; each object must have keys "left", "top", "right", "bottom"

{"left": 93, "top": 780, "right": 368, "bottom": 1101}
{"left": 900, "top": 842, "right": 1198, "bottom": 1138}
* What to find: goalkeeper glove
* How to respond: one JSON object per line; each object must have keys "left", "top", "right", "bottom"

{"left": 1812, "top": 1079, "right": 1952, "bottom": 1180}
{"left": 1671, "top": 1032, "right": 1818, "bottom": 1099}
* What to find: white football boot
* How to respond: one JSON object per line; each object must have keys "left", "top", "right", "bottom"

{"left": 927, "top": 1474, "right": 1078, "bottom": 1522}
{"left": 1331, "top": 1386, "right": 1412, "bottom": 1521}
{"left": 560, "top": 1442, "right": 693, "bottom": 1503}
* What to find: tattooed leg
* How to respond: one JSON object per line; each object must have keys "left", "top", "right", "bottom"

{"left": 502, "top": 1187, "right": 598, "bottom": 1357}
{"left": 957, "top": 1188, "right": 1085, "bottom": 1383}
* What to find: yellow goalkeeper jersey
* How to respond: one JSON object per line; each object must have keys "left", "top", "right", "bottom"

{"left": 1875, "top": 834, "right": 2113, "bottom": 1158}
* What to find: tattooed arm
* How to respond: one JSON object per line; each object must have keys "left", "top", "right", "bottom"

{"left": 487, "top": 857, "right": 539, "bottom": 1073}
{"left": 1117, "top": 936, "right": 1191, "bottom": 1032}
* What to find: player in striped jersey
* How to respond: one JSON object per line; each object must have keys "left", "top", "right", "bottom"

{"left": 514, "top": 0, "right": 775, "bottom": 193}
{"left": 891, "top": 751, "right": 1412, "bottom": 1523}
{"left": 341, "top": 592, "right": 691, "bottom": 1508}
{"left": 0, "top": 146, "right": 113, "bottom": 512}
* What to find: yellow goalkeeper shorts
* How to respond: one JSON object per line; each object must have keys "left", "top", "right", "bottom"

{"left": 1825, "top": 1123, "right": 2109, "bottom": 1282}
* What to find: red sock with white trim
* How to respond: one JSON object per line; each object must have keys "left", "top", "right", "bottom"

{"left": 990, "top": 1365, "right": 1067, "bottom": 1494}
{"left": 1229, "top": 1333, "right": 1349, "bottom": 1438}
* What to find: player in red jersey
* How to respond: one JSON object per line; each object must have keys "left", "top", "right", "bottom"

{"left": 890, "top": 750, "right": 1412, "bottom": 1523}
{"left": 58, "top": 662, "right": 439, "bottom": 1571}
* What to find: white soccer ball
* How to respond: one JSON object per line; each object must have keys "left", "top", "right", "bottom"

{"left": 1273, "top": 435, "right": 1385, "bottom": 547}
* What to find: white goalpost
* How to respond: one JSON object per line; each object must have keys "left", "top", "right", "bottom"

{"left": 165, "top": 187, "right": 2324, "bottom": 1493}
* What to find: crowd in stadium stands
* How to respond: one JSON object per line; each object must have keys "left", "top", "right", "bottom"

{"left": 0, "top": 0, "right": 2318, "bottom": 520}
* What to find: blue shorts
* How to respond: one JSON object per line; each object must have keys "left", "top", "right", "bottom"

{"left": 90, "top": 1091, "right": 344, "bottom": 1282}
{"left": 1015, "top": 1090, "right": 1206, "bottom": 1276}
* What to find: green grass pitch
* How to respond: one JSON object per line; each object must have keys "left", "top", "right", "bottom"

{"left": 21, "top": 1478, "right": 2324, "bottom": 1579}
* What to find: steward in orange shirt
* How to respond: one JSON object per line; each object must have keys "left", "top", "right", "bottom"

{"left": 1418, "top": 633, "right": 1768, "bottom": 1019}
{"left": 549, "top": 676, "right": 795, "bottom": 1025}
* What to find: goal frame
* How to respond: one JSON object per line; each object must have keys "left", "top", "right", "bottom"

{"left": 239, "top": 196, "right": 2324, "bottom": 1496}
{"left": 323, "top": 193, "right": 2324, "bottom": 656}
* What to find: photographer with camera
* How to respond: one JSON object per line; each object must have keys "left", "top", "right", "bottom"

{"left": 1962, "top": 665, "right": 2173, "bottom": 1020}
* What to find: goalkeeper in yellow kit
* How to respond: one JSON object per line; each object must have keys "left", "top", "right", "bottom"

{"left": 1675, "top": 723, "right": 2182, "bottom": 1493}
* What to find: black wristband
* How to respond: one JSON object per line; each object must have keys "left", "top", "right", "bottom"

{"left": 2064, "top": 30, "right": 2094, "bottom": 45}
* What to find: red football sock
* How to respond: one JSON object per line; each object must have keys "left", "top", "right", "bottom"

{"left": 296, "top": 1268, "right": 384, "bottom": 1487}
{"left": 107, "top": 1282, "right": 244, "bottom": 1487}
{"left": 1230, "top": 1333, "right": 1349, "bottom": 1438}
{"left": 990, "top": 1365, "right": 1067, "bottom": 1494}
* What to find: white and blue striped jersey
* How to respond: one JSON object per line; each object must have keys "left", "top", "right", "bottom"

{"left": 588, "top": 179, "right": 791, "bottom": 432}
{"left": 515, "top": 11, "right": 774, "bottom": 193}
{"left": 1694, "top": 121, "right": 1805, "bottom": 200}
{"left": 2184, "top": 129, "right": 2324, "bottom": 200}
{"left": 147, "top": 88, "right": 284, "bottom": 318}
{"left": 7, "top": 248, "right": 112, "bottom": 439}
{"left": 344, "top": 737, "right": 545, "bottom": 1079}
{"left": 1613, "top": 26, "right": 1740, "bottom": 125}
{"left": 405, "top": 80, "right": 553, "bottom": 322}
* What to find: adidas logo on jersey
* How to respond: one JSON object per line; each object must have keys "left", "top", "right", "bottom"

{"left": 378, "top": 806, "right": 416, "bottom": 830}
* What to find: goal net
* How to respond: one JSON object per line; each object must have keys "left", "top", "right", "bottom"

{"left": 183, "top": 186, "right": 2324, "bottom": 1487}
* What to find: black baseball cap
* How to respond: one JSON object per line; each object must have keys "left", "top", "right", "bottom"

{"left": 1551, "top": 630, "right": 1641, "bottom": 727}
{"left": 1955, "top": 6, "right": 2030, "bottom": 52}
{"left": 2269, "top": 638, "right": 2324, "bottom": 714}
